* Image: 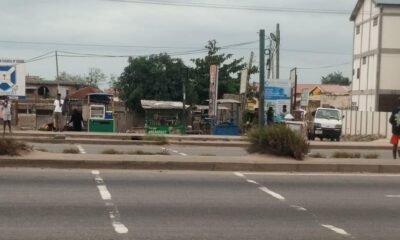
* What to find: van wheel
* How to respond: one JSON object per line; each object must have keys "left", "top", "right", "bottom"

{"left": 330, "top": 138, "right": 334, "bottom": 141}
{"left": 320, "top": 137, "right": 324, "bottom": 141}
{"left": 336, "top": 137, "right": 340, "bottom": 142}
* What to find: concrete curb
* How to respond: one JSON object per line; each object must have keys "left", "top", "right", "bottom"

{"left": 1, "top": 158, "right": 400, "bottom": 173}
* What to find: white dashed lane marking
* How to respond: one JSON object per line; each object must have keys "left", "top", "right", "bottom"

{"left": 290, "top": 205, "right": 307, "bottom": 211}
{"left": 91, "top": 170, "right": 128, "bottom": 235}
{"left": 258, "top": 186, "right": 286, "bottom": 201}
{"left": 321, "top": 224, "right": 351, "bottom": 236}
{"left": 386, "top": 195, "right": 400, "bottom": 198}
{"left": 76, "top": 145, "right": 86, "bottom": 154}
{"left": 234, "top": 172, "right": 245, "bottom": 178}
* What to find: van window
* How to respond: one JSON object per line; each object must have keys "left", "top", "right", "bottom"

{"left": 315, "top": 109, "right": 340, "bottom": 120}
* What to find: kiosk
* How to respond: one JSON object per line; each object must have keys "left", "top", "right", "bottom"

{"left": 85, "top": 93, "right": 114, "bottom": 133}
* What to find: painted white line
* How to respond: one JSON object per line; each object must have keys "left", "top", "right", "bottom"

{"left": 172, "top": 150, "right": 179, "bottom": 153}
{"left": 95, "top": 176, "right": 104, "bottom": 184}
{"left": 321, "top": 224, "right": 350, "bottom": 236}
{"left": 258, "top": 187, "right": 286, "bottom": 201}
{"left": 97, "top": 185, "right": 112, "bottom": 200}
{"left": 234, "top": 172, "right": 245, "bottom": 178}
{"left": 242, "top": 172, "right": 400, "bottom": 177}
{"left": 290, "top": 205, "right": 307, "bottom": 211}
{"left": 246, "top": 179, "right": 260, "bottom": 185}
{"left": 386, "top": 195, "right": 400, "bottom": 198}
{"left": 76, "top": 145, "right": 86, "bottom": 154}
{"left": 112, "top": 222, "right": 129, "bottom": 234}
{"left": 179, "top": 153, "right": 187, "bottom": 156}
{"left": 91, "top": 170, "right": 100, "bottom": 175}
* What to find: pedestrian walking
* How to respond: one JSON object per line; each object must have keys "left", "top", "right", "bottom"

{"left": 1, "top": 98, "right": 12, "bottom": 135}
{"left": 69, "top": 108, "right": 84, "bottom": 131}
{"left": 267, "top": 107, "right": 274, "bottom": 125}
{"left": 389, "top": 97, "right": 400, "bottom": 159}
{"left": 53, "top": 93, "right": 64, "bottom": 132}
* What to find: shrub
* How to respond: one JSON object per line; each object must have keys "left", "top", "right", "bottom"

{"left": 101, "top": 149, "right": 122, "bottom": 154}
{"left": 247, "top": 125, "right": 309, "bottom": 160}
{"left": 63, "top": 148, "right": 79, "bottom": 154}
{"left": 332, "top": 152, "right": 361, "bottom": 158}
{"left": 308, "top": 152, "right": 326, "bottom": 158}
{"left": 143, "top": 135, "right": 168, "bottom": 145}
{"left": 364, "top": 153, "right": 379, "bottom": 159}
{"left": 0, "top": 139, "right": 31, "bottom": 156}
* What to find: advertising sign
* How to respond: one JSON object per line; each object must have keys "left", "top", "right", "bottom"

{"left": 0, "top": 58, "right": 26, "bottom": 98}
{"left": 239, "top": 69, "right": 248, "bottom": 94}
{"left": 300, "top": 88, "right": 310, "bottom": 108}
{"left": 208, "top": 65, "right": 219, "bottom": 116}
{"left": 265, "top": 80, "right": 291, "bottom": 117}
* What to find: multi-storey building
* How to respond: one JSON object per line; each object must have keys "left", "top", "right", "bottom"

{"left": 350, "top": 0, "right": 400, "bottom": 112}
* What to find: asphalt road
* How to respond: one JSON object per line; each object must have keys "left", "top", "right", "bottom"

{"left": 1, "top": 169, "right": 399, "bottom": 240}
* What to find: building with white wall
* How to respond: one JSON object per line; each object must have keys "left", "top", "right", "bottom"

{"left": 350, "top": 0, "right": 400, "bottom": 112}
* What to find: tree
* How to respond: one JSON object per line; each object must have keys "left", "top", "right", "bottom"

{"left": 116, "top": 53, "right": 187, "bottom": 112}
{"left": 321, "top": 71, "right": 351, "bottom": 86}
{"left": 58, "top": 72, "right": 85, "bottom": 83}
{"left": 85, "top": 68, "right": 106, "bottom": 88}
{"left": 190, "top": 40, "right": 257, "bottom": 104}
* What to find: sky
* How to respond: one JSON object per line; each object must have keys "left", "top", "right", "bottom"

{"left": 1, "top": 0, "right": 357, "bottom": 87}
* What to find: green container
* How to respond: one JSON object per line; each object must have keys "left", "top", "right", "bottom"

{"left": 88, "top": 119, "right": 114, "bottom": 132}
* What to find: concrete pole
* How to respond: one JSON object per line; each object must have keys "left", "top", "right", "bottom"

{"left": 259, "top": 30, "right": 265, "bottom": 126}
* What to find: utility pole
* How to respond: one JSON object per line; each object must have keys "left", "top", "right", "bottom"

{"left": 259, "top": 30, "right": 265, "bottom": 126}
{"left": 182, "top": 68, "right": 188, "bottom": 134}
{"left": 55, "top": 50, "right": 60, "bottom": 93}
{"left": 276, "top": 23, "right": 280, "bottom": 79}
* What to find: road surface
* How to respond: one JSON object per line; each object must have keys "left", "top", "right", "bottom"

{"left": 1, "top": 169, "right": 399, "bottom": 240}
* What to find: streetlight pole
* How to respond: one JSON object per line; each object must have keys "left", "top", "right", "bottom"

{"left": 182, "top": 67, "right": 188, "bottom": 134}
{"left": 259, "top": 29, "right": 265, "bottom": 126}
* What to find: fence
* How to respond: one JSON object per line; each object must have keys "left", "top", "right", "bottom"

{"left": 342, "top": 110, "right": 391, "bottom": 138}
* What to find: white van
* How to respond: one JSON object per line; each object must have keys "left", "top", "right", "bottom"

{"left": 307, "top": 107, "right": 343, "bottom": 141}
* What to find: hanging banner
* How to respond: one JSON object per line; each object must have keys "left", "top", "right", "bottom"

{"left": 0, "top": 58, "right": 26, "bottom": 98}
{"left": 300, "top": 88, "right": 310, "bottom": 108}
{"left": 209, "top": 65, "right": 219, "bottom": 116}
{"left": 264, "top": 80, "right": 291, "bottom": 119}
{"left": 239, "top": 69, "right": 248, "bottom": 94}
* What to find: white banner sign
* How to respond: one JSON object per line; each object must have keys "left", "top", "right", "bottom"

{"left": 209, "top": 65, "right": 219, "bottom": 116}
{"left": 239, "top": 69, "right": 248, "bottom": 94}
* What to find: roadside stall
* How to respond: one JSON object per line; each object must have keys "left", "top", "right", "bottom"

{"left": 213, "top": 99, "right": 241, "bottom": 136}
{"left": 141, "top": 100, "right": 188, "bottom": 134}
{"left": 83, "top": 93, "right": 114, "bottom": 132}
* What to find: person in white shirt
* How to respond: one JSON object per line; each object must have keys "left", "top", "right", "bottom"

{"left": 53, "top": 93, "right": 64, "bottom": 132}
{"left": 2, "top": 98, "right": 12, "bottom": 134}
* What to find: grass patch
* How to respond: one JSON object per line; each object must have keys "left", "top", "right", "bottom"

{"left": 63, "top": 148, "right": 79, "bottom": 154}
{"left": 308, "top": 152, "right": 326, "bottom": 158}
{"left": 332, "top": 152, "right": 361, "bottom": 158}
{"left": 143, "top": 135, "right": 168, "bottom": 145}
{"left": 199, "top": 153, "right": 217, "bottom": 156}
{"left": 247, "top": 125, "right": 309, "bottom": 160}
{"left": 342, "top": 135, "right": 385, "bottom": 142}
{"left": 0, "top": 138, "right": 31, "bottom": 156}
{"left": 364, "top": 153, "right": 379, "bottom": 159}
{"left": 126, "top": 150, "right": 170, "bottom": 155}
{"left": 101, "top": 149, "right": 122, "bottom": 154}
{"left": 36, "top": 148, "right": 48, "bottom": 152}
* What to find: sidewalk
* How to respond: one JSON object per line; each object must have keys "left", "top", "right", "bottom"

{"left": 0, "top": 150, "right": 399, "bottom": 173}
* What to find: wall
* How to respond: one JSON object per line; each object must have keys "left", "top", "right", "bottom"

{"left": 342, "top": 110, "right": 391, "bottom": 137}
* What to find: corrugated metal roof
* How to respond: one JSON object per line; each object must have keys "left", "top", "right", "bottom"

{"left": 375, "top": 0, "right": 400, "bottom": 5}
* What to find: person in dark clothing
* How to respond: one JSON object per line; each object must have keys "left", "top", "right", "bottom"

{"left": 69, "top": 109, "right": 84, "bottom": 131}
{"left": 266, "top": 107, "right": 274, "bottom": 125}
{"left": 389, "top": 98, "right": 400, "bottom": 159}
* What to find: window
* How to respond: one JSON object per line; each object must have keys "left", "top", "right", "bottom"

{"left": 363, "top": 57, "right": 367, "bottom": 65}
{"left": 373, "top": 17, "right": 378, "bottom": 26}
{"left": 356, "top": 25, "right": 361, "bottom": 34}
{"left": 357, "top": 68, "right": 360, "bottom": 79}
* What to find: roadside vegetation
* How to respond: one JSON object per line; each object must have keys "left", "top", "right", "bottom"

{"left": 0, "top": 139, "right": 31, "bottom": 156}
{"left": 247, "top": 125, "right": 309, "bottom": 160}
{"left": 63, "top": 148, "right": 80, "bottom": 154}
{"left": 341, "top": 135, "right": 385, "bottom": 142}
{"left": 308, "top": 152, "right": 326, "bottom": 158}
{"left": 143, "top": 135, "right": 169, "bottom": 145}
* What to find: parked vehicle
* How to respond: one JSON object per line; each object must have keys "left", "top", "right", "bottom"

{"left": 307, "top": 107, "right": 343, "bottom": 141}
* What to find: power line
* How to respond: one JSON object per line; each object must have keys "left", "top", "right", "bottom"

{"left": 283, "top": 62, "right": 351, "bottom": 70}
{"left": 106, "top": 0, "right": 352, "bottom": 15}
